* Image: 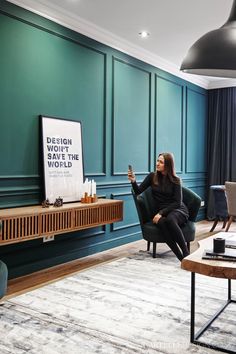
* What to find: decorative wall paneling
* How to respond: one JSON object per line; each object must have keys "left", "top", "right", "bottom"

{"left": 155, "top": 75, "right": 184, "bottom": 173}
{"left": 112, "top": 57, "right": 152, "bottom": 176}
{"left": 0, "top": 0, "right": 207, "bottom": 277}
{"left": 185, "top": 88, "right": 207, "bottom": 173}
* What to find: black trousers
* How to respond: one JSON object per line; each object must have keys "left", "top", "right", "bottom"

{"left": 158, "top": 211, "right": 189, "bottom": 261}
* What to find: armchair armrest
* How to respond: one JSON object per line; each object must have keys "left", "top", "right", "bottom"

{"left": 131, "top": 189, "right": 149, "bottom": 224}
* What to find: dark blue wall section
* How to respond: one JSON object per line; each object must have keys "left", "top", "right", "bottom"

{"left": 0, "top": 0, "right": 207, "bottom": 278}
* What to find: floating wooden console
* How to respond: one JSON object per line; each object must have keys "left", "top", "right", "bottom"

{"left": 0, "top": 199, "right": 123, "bottom": 245}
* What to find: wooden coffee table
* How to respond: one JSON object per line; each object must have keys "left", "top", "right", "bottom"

{"left": 181, "top": 232, "right": 236, "bottom": 354}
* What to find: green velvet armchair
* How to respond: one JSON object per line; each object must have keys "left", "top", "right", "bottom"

{"left": 132, "top": 186, "right": 201, "bottom": 258}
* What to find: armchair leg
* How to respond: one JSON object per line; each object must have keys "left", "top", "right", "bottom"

{"left": 222, "top": 218, "right": 227, "bottom": 229}
{"left": 210, "top": 218, "right": 218, "bottom": 232}
{"left": 226, "top": 216, "right": 233, "bottom": 232}
{"left": 147, "top": 241, "right": 150, "bottom": 251}
{"left": 153, "top": 242, "right": 157, "bottom": 258}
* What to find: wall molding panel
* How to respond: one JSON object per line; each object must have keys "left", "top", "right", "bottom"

{"left": 185, "top": 87, "right": 207, "bottom": 174}
{"left": 110, "top": 192, "right": 140, "bottom": 231}
{"left": 155, "top": 74, "right": 184, "bottom": 174}
{"left": 112, "top": 56, "right": 152, "bottom": 176}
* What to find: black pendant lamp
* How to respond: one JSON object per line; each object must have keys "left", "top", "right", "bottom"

{"left": 180, "top": 0, "right": 236, "bottom": 78}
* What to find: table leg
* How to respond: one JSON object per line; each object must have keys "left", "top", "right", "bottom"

{"left": 228, "top": 279, "right": 231, "bottom": 301}
{"left": 190, "top": 272, "right": 195, "bottom": 343}
{"left": 190, "top": 272, "right": 236, "bottom": 353}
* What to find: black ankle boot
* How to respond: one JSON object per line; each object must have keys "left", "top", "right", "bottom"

{"left": 183, "top": 250, "right": 190, "bottom": 258}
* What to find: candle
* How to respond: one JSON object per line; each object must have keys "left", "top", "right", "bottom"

{"left": 88, "top": 180, "right": 92, "bottom": 196}
{"left": 91, "top": 180, "right": 96, "bottom": 196}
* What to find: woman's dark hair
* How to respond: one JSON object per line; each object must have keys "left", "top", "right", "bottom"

{"left": 153, "top": 152, "right": 180, "bottom": 185}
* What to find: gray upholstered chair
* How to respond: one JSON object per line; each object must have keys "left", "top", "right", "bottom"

{"left": 225, "top": 181, "right": 236, "bottom": 232}
{"left": 132, "top": 186, "right": 201, "bottom": 258}
{"left": 0, "top": 260, "right": 8, "bottom": 299}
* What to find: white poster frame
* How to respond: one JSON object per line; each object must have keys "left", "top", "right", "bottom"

{"left": 40, "top": 115, "right": 84, "bottom": 203}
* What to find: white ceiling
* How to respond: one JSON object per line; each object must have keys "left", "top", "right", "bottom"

{"left": 7, "top": 0, "right": 236, "bottom": 89}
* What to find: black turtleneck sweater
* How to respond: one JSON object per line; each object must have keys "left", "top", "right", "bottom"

{"left": 131, "top": 172, "right": 189, "bottom": 219}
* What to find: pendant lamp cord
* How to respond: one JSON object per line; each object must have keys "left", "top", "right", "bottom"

{"left": 224, "top": 0, "right": 236, "bottom": 24}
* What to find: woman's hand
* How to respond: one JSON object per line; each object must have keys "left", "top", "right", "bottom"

{"left": 128, "top": 168, "right": 136, "bottom": 183}
{"left": 153, "top": 213, "right": 162, "bottom": 224}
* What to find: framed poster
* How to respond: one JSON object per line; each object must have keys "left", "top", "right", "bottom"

{"left": 40, "top": 115, "right": 84, "bottom": 203}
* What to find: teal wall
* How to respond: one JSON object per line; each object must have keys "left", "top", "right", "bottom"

{"left": 0, "top": 1, "right": 207, "bottom": 278}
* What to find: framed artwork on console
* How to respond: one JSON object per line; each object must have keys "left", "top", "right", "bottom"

{"left": 40, "top": 115, "right": 84, "bottom": 203}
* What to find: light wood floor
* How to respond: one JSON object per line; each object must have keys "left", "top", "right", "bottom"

{"left": 5, "top": 220, "right": 235, "bottom": 300}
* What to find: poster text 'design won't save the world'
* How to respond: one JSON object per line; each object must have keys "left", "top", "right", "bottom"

{"left": 46, "top": 137, "right": 79, "bottom": 168}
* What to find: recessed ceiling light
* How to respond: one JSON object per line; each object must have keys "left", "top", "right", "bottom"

{"left": 139, "top": 31, "right": 150, "bottom": 38}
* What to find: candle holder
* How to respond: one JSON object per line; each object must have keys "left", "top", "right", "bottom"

{"left": 81, "top": 193, "right": 98, "bottom": 203}
{"left": 91, "top": 195, "right": 98, "bottom": 203}
{"left": 81, "top": 178, "right": 97, "bottom": 203}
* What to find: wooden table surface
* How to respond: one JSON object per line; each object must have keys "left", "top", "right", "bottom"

{"left": 181, "top": 232, "right": 236, "bottom": 279}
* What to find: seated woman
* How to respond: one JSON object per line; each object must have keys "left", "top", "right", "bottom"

{"left": 128, "top": 152, "right": 190, "bottom": 261}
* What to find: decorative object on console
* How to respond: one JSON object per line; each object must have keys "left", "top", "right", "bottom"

{"left": 42, "top": 199, "right": 50, "bottom": 208}
{"left": 53, "top": 197, "right": 63, "bottom": 207}
{"left": 81, "top": 178, "right": 97, "bottom": 203}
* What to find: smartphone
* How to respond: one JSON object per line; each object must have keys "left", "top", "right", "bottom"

{"left": 128, "top": 164, "right": 133, "bottom": 171}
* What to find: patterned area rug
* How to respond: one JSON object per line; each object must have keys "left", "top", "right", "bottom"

{"left": 0, "top": 250, "right": 236, "bottom": 354}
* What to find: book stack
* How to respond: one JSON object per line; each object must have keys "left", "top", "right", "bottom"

{"left": 202, "top": 240, "right": 236, "bottom": 261}
{"left": 225, "top": 239, "right": 236, "bottom": 249}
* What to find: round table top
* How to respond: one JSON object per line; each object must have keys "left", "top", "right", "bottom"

{"left": 181, "top": 232, "right": 236, "bottom": 279}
